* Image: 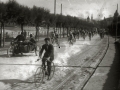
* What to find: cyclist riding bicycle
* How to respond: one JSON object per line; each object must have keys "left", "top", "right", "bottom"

{"left": 37, "top": 37, "right": 54, "bottom": 80}
{"left": 50, "top": 32, "right": 55, "bottom": 43}
{"left": 51, "top": 31, "right": 60, "bottom": 48}
{"left": 68, "top": 31, "right": 74, "bottom": 45}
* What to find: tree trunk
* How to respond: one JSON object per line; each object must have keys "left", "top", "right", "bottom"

{"left": 63, "top": 26, "right": 64, "bottom": 38}
{"left": 67, "top": 27, "right": 68, "bottom": 37}
{"left": 0, "top": 23, "right": 2, "bottom": 47}
{"left": 78, "top": 29, "right": 80, "bottom": 39}
{"left": 35, "top": 25, "right": 39, "bottom": 40}
{"left": 74, "top": 27, "right": 75, "bottom": 32}
{"left": 21, "top": 23, "right": 24, "bottom": 33}
{"left": 3, "top": 23, "right": 5, "bottom": 47}
{"left": 60, "top": 24, "right": 62, "bottom": 38}
{"left": 47, "top": 25, "right": 49, "bottom": 37}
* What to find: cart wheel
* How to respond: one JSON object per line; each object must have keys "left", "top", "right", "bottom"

{"left": 49, "top": 62, "right": 55, "bottom": 80}
{"left": 35, "top": 46, "right": 40, "bottom": 56}
{"left": 34, "top": 67, "right": 44, "bottom": 87}
{"left": 7, "top": 47, "right": 13, "bottom": 57}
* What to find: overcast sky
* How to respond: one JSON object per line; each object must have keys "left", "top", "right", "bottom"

{"left": 1, "top": 0, "right": 120, "bottom": 20}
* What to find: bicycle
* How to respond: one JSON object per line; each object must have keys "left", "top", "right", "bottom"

{"left": 68, "top": 37, "right": 76, "bottom": 46}
{"left": 34, "top": 58, "right": 55, "bottom": 87}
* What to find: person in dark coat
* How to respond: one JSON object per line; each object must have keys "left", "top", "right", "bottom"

{"left": 14, "top": 32, "right": 25, "bottom": 42}
{"left": 14, "top": 32, "right": 25, "bottom": 54}
{"left": 29, "top": 34, "right": 36, "bottom": 45}
{"left": 37, "top": 37, "right": 54, "bottom": 80}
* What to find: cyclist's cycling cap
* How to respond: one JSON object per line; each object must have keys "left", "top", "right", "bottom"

{"left": 44, "top": 37, "right": 50, "bottom": 41}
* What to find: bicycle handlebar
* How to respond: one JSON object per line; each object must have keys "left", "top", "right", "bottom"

{"left": 36, "top": 58, "right": 52, "bottom": 62}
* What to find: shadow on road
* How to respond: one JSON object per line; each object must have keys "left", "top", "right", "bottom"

{"left": 102, "top": 42, "right": 120, "bottom": 90}
{"left": 0, "top": 54, "right": 34, "bottom": 58}
{"left": 0, "top": 79, "right": 25, "bottom": 84}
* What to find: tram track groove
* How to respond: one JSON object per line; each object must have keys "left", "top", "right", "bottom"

{"left": 51, "top": 36, "right": 109, "bottom": 90}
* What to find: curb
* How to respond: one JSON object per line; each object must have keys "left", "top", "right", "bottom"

{"left": 79, "top": 35, "right": 109, "bottom": 90}
{"left": 116, "top": 42, "right": 120, "bottom": 90}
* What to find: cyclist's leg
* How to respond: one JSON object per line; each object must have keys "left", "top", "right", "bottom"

{"left": 52, "top": 38, "right": 54, "bottom": 43}
{"left": 51, "top": 37, "right": 54, "bottom": 44}
{"left": 42, "top": 58, "right": 46, "bottom": 70}
{"left": 68, "top": 37, "right": 70, "bottom": 43}
{"left": 74, "top": 37, "right": 76, "bottom": 42}
{"left": 51, "top": 38, "right": 53, "bottom": 43}
{"left": 47, "top": 61, "right": 51, "bottom": 80}
{"left": 68, "top": 38, "right": 70, "bottom": 46}
{"left": 70, "top": 39, "right": 73, "bottom": 45}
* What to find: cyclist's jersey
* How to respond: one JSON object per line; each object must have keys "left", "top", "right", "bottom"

{"left": 14, "top": 34, "right": 25, "bottom": 42}
{"left": 72, "top": 32, "right": 76, "bottom": 38}
{"left": 30, "top": 37, "right": 36, "bottom": 44}
{"left": 89, "top": 32, "right": 91, "bottom": 35}
{"left": 51, "top": 32, "right": 55, "bottom": 39}
{"left": 55, "top": 33, "right": 58, "bottom": 39}
{"left": 40, "top": 44, "right": 54, "bottom": 61}
{"left": 69, "top": 33, "right": 73, "bottom": 40}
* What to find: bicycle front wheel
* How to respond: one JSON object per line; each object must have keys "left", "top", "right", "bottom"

{"left": 34, "top": 67, "right": 44, "bottom": 87}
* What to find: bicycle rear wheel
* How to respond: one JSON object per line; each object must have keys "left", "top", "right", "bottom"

{"left": 34, "top": 67, "right": 44, "bottom": 87}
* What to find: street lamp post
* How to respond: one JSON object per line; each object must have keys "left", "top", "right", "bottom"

{"left": 115, "top": 4, "right": 118, "bottom": 42}
{"left": 54, "top": 0, "right": 56, "bottom": 32}
{"left": 0, "top": 23, "right": 2, "bottom": 47}
{"left": 115, "top": 17, "right": 118, "bottom": 42}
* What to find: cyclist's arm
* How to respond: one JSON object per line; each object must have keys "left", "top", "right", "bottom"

{"left": 72, "top": 34, "right": 74, "bottom": 39}
{"left": 14, "top": 35, "right": 19, "bottom": 41}
{"left": 39, "top": 45, "right": 44, "bottom": 58}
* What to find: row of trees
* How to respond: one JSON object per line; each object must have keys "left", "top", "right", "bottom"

{"left": 0, "top": 0, "right": 102, "bottom": 47}
{"left": 0, "top": 0, "right": 99, "bottom": 30}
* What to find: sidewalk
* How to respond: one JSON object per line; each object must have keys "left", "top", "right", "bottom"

{"left": 83, "top": 36, "right": 120, "bottom": 90}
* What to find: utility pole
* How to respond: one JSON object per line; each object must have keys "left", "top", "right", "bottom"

{"left": 3, "top": 22, "right": 4, "bottom": 47}
{"left": 61, "top": 3, "right": 62, "bottom": 15}
{"left": 0, "top": 22, "right": 2, "bottom": 47}
{"left": 54, "top": 0, "right": 56, "bottom": 32}
{"left": 60, "top": 3, "right": 62, "bottom": 38}
{"left": 115, "top": 4, "right": 118, "bottom": 42}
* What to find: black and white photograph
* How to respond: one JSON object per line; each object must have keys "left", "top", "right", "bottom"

{"left": 0, "top": 0, "right": 120, "bottom": 90}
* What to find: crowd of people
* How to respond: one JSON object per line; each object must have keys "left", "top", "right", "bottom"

{"left": 37, "top": 28, "right": 106, "bottom": 80}
{"left": 12, "top": 28, "right": 106, "bottom": 80}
